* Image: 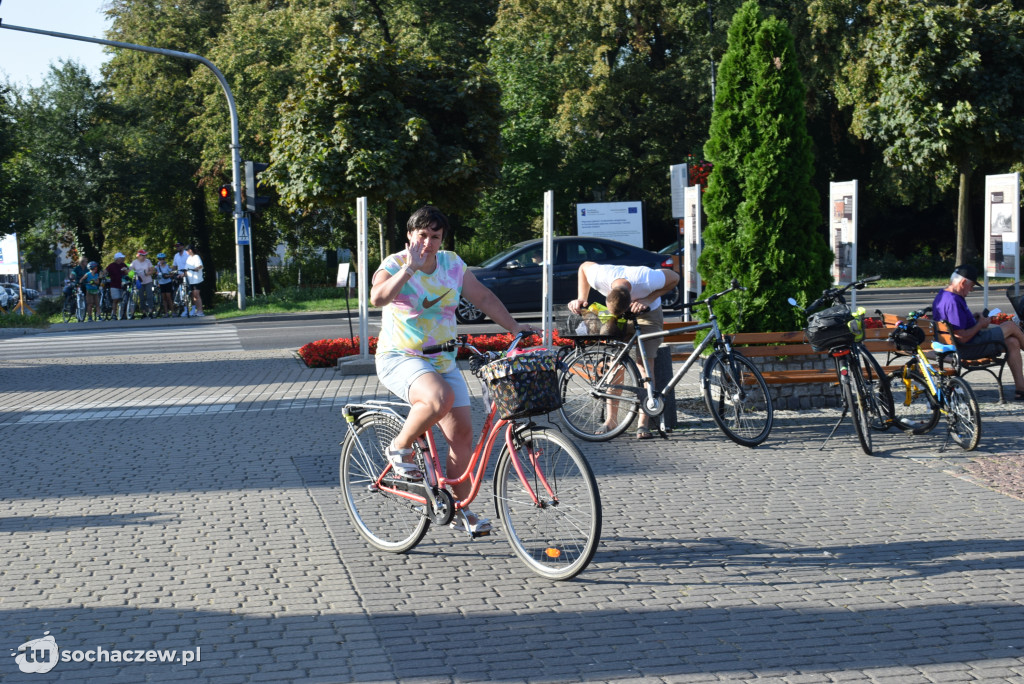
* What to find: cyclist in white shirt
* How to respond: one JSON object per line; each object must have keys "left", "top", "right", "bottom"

{"left": 183, "top": 245, "right": 205, "bottom": 317}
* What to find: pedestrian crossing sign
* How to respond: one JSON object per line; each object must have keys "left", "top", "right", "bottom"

{"left": 237, "top": 216, "right": 251, "bottom": 246}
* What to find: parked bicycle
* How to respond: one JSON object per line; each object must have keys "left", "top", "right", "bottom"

{"left": 340, "top": 333, "right": 601, "bottom": 580}
{"left": 119, "top": 270, "right": 140, "bottom": 320}
{"left": 557, "top": 279, "right": 773, "bottom": 447}
{"left": 790, "top": 275, "right": 895, "bottom": 455}
{"left": 98, "top": 281, "right": 114, "bottom": 321}
{"left": 173, "top": 269, "right": 194, "bottom": 317}
{"left": 61, "top": 277, "right": 85, "bottom": 323}
{"left": 886, "top": 307, "right": 982, "bottom": 451}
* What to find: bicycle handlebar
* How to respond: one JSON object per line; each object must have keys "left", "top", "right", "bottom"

{"left": 805, "top": 275, "right": 881, "bottom": 313}
{"left": 422, "top": 330, "right": 540, "bottom": 358}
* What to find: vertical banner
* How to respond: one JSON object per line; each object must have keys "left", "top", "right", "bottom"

{"left": 683, "top": 184, "right": 702, "bottom": 317}
{"left": 670, "top": 164, "right": 688, "bottom": 219}
{"left": 829, "top": 181, "right": 858, "bottom": 287}
{"left": 984, "top": 173, "right": 1020, "bottom": 282}
{"left": 0, "top": 233, "right": 20, "bottom": 275}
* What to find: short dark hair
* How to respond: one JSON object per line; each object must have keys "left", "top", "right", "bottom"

{"left": 606, "top": 286, "right": 631, "bottom": 317}
{"left": 407, "top": 205, "right": 449, "bottom": 239}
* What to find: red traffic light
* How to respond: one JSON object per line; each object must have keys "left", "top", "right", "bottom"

{"left": 218, "top": 184, "right": 232, "bottom": 213}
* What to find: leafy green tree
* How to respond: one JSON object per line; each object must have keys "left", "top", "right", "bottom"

{"left": 699, "top": 0, "right": 832, "bottom": 333}
{"left": 270, "top": 26, "right": 503, "bottom": 253}
{"left": 838, "top": 0, "right": 1024, "bottom": 265}
{"left": 480, "top": 0, "right": 716, "bottom": 247}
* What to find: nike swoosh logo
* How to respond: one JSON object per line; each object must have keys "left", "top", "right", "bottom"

{"left": 422, "top": 289, "right": 452, "bottom": 310}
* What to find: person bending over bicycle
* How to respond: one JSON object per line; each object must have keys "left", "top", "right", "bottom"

{"left": 370, "top": 205, "right": 535, "bottom": 536}
{"left": 567, "top": 262, "right": 680, "bottom": 439}
{"left": 933, "top": 264, "right": 1024, "bottom": 401}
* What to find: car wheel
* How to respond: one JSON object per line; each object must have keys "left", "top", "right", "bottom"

{"left": 456, "top": 298, "right": 486, "bottom": 324}
{"left": 661, "top": 284, "right": 682, "bottom": 309}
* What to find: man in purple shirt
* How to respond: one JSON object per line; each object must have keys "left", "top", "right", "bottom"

{"left": 932, "top": 264, "right": 1024, "bottom": 401}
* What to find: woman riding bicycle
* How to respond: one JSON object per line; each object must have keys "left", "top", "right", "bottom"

{"left": 370, "top": 205, "right": 535, "bottom": 535}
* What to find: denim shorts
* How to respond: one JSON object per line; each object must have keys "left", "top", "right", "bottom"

{"left": 376, "top": 353, "right": 471, "bottom": 408}
{"left": 962, "top": 326, "right": 1005, "bottom": 360}
{"left": 109, "top": 287, "right": 123, "bottom": 299}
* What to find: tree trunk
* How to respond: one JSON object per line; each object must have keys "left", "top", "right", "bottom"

{"left": 256, "top": 255, "right": 272, "bottom": 295}
{"left": 957, "top": 168, "right": 978, "bottom": 266}
{"left": 385, "top": 199, "right": 398, "bottom": 259}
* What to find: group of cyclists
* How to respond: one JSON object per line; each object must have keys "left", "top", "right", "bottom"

{"left": 63, "top": 242, "right": 205, "bottom": 321}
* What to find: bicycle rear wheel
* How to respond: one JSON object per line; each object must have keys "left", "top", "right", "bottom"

{"left": 701, "top": 351, "right": 773, "bottom": 447}
{"left": 557, "top": 343, "right": 639, "bottom": 441}
{"left": 859, "top": 347, "right": 895, "bottom": 431}
{"left": 887, "top": 363, "right": 941, "bottom": 434}
{"left": 61, "top": 295, "right": 75, "bottom": 323}
{"left": 847, "top": 360, "right": 873, "bottom": 455}
{"left": 943, "top": 376, "right": 981, "bottom": 451}
{"left": 493, "top": 427, "right": 601, "bottom": 580}
{"left": 125, "top": 293, "right": 137, "bottom": 320}
{"left": 340, "top": 413, "right": 430, "bottom": 553}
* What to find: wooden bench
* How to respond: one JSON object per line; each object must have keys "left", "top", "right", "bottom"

{"left": 932, "top": 318, "right": 1008, "bottom": 403}
{"left": 662, "top": 320, "right": 925, "bottom": 386}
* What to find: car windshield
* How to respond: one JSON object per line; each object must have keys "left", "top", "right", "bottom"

{"left": 478, "top": 244, "right": 533, "bottom": 268}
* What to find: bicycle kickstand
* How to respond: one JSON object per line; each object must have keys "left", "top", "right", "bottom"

{"left": 819, "top": 405, "right": 849, "bottom": 451}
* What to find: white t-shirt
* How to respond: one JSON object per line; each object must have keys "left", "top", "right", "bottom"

{"left": 590, "top": 264, "right": 667, "bottom": 311}
{"left": 173, "top": 250, "right": 189, "bottom": 274}
{"left": 130, "top": 258, "right": 154, "bottom": 284}
{"left": 185, "top": 254, "right": 204, "bottom": 285}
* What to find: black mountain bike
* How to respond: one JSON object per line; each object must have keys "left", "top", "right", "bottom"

{"left": 791, "top": 275, "right": 895, "bottom": 455}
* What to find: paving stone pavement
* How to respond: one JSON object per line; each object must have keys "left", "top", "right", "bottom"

{"left": 3, "top": 348, "right": 1024, "bottom": 683}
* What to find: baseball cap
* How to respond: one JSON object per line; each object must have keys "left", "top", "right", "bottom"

{"left": 954, "top": 264, "right": 979, "bottom": 285}
{"left": 114, "top": 252, "right": 126, "bottom": 259}
{"left": 174, "top": 241, "right": 184, "bottom": 247}
{"left": 137, "top": 249, "right": 148, "bottom": 256}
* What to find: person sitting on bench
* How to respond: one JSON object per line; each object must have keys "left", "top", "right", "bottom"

{"left": 932, "top": 264, "right": 1024, "bottom": 401}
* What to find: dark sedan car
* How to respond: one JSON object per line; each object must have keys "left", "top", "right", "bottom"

{"left": 456, "top": 236, "right": 679, "bottom": 323}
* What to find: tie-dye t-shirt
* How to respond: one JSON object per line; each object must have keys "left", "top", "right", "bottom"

{"left": 375, "top": 250, "right": 467, "bottom": 373}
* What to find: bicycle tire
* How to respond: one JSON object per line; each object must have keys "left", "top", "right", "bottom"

{"left": 943, "top": 376, "right": 981, "bottom": 451}
{"left": 887, "top": 363, "right": 941, "bottom": 434}
{"left": 340, "top": 413, "right": 430, "bottom": 553}
{"left": 76, "top": 292, "right": 86, "bottom": 322}
{"left": 493, "top": 427, "right": 601, "bottom": 580}
{"left": 557, "top": 343, "right": 640, "bottom": 441}
{"left": 61, "top": 296, "right": 74, "bottom": 323}
{"left": 125, "top": 293, "right": 137, "bottom": 320}
{"left": 701, "top": 351, "right": 773, "bottom": 447}
{"left": 847, "top": 359, "right": 873, "bottom": 455}
{"left": 858, "top": 347, "right": 895, "bottom": 431}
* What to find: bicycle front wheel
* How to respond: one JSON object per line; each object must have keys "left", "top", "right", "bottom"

{"left": 847, "top": 360, "right": 873, "bottom": 455}
{"left": 943, "top": 376, "right": 981, "bottom": 451}
{"left": 61, "top": 296, "right": 74, "bottom": 323}
{"left": 887, "top": 363, "right": 941, "bottom": 434}
{"left": 558, "top": 343, "right": 640, "bottom": 441}
{"left": 76, "top": 292, "right": 86, "bottom": 322}
{"left": 125, "top": 293, "right": 137, "bottom": 320}
{"left": 493, "top": 427, "right": 601, "bottom": 580}
{"left": 701, "top": 351, "right": 773, "bottom": 447}
{"left": 340, "top": 413, "right": 430, "bottom": 553}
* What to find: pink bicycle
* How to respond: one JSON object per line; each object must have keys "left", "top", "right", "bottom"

{"left": 340, "top": 334, "right": 601, "bottom": 580}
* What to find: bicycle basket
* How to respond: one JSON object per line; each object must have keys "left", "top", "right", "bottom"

{"left": 891, "top": 325, "right": 925, "bottom": 353}
{"left": 560, "top": 311, "right": 633, "bottom": 341}
{"left": 480, "top": 349, "right": 562, "bottom": 420}
{"left": 805, "top": 304, "right": 855, "bottom": 352}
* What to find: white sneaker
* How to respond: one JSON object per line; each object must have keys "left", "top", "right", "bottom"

{"left": 190, "top": 306, "right": 197, "bottom": 316}
{"left": 180, "top": 310, "right": 188, "bottom": 317}
{"left": 194, "top": 311, "right": 205, "bottom": 317}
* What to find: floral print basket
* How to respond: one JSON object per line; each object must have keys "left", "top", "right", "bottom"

{"left": 480, "top": 350, "right": 563, "bottom": 420}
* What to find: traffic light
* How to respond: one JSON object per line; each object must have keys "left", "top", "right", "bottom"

{"left": 244, "top": 161, "right": 271, "bottom": 213}
{"left": 218, "top": 184, "right": 232, "bottom": 213}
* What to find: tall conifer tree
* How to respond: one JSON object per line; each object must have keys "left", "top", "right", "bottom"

{"left": 699, "top": 0, "right": 832, "bottom": 333}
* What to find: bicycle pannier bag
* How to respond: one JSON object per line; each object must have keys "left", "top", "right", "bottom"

{"left": 805, "top": 305, "right": 855, "bottom": 352}
{"left": 481, "top": 349, "right": 562, "bottom": 419}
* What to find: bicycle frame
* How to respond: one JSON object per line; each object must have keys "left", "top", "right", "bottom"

{"left": 580, "top": 317, "right": 723, "bottom": 411}
{"left": 344, "top": 398, "right": 553, "bottom": 516}
{"left": 894, "top": 345, "right": 945, "bottom": 407}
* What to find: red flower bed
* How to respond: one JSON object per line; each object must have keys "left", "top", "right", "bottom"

{"left": 298, "top": 331, "right": 575, "bottom": 368}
